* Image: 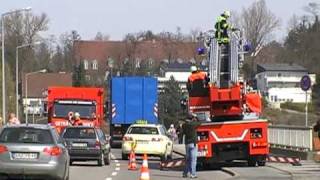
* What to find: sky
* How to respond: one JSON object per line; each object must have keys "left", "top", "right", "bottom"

{"left": 0, "top": 0, "right": 315, "bottom": 41}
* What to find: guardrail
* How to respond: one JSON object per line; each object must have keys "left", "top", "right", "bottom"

{"left": 268, "top": 125, "right": 313, "bottom": 151}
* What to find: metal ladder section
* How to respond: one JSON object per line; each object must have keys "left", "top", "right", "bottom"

{"left": 229, "top": 34, "right": 239, "bottom": 84}
{"left": 208, "top": 33, "right": 240, "bottom": 88}
{"left": 209, "top": 38, "right": 219, "bottom": 86}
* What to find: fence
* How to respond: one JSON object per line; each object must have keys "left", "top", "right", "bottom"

{"left": 268, "top": 125, "right": 313, "bottom": 151}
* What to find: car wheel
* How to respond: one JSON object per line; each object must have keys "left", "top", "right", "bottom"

{"left": 257, "top": 160, "right": 266, "bottom": 166}
{"left": 98, "top": 153, "right": 105, "bottom": 166}
{"left": 160, "top": 148, "right": 168, "bottom": 162}
{"left": 104, "top": 152, "right": 111, "bottom": 165}
{"left": 167, "top": 148, "right": 173, "bottom": 160}
{"left": 122, "top": 153, "right": 128, "bottom": 160}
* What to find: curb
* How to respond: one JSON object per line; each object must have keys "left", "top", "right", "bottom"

{"left": 173, "top": 150, "right": 186, "bottom": 157}
{"left": 221, "top": 167, "right": 239, "bottom": 177}
{"left": 266, "top": 164, "right": 294, "bottom": 180}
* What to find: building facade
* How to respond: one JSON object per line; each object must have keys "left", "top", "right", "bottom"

{"left": 255, "top": 64, "right": 316, "bottom": 105}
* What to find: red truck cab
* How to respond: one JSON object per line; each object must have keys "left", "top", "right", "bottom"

{"left": 46, "top": 87, "right": 104, "bottom": 133}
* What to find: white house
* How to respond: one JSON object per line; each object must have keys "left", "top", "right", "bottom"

{"left": 255, "top": 64, "right": 316, "bottom": 105}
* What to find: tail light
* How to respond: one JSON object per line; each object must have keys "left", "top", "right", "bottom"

{"left": 0, "top": 145, "right": 8, "bottom": 154}
{"left": 197, "top": 131, "right": 209, "bottom": 141}
{"left": 123, "top": 136, "right": 133, "bottom": 141}
{"left": 43, "top": 146, "right": 62, "bottom": 156}
{"left": 250, "top": 128, "right": 262, "bottom": 139}
{"left": 151, "top": 137, "right": 163, "bottom": 142}
{"left": 95, "top": 140, "right": 101, "bottom": 149}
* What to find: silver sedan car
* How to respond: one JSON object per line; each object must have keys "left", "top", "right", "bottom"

{"left": 0, "top": 124, "right": 70, "bottom": 180}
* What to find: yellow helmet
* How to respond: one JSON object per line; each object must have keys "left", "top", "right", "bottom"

{"left": 223, "top": 10, "right": 231, "bottom": 18}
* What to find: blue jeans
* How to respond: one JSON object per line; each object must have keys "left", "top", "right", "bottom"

{"left": 183, "top": 143, "right": 197, "bottom": 176}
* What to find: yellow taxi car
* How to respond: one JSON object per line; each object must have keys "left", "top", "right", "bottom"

{"left": 121, "top": 123, "right": 173, "bottom": 161}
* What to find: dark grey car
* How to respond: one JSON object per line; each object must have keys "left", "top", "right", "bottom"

{"left": 0, "top": 124, "right": 70, "bottom": 180}
{"left": 62, "top": 126, "right": 111, "bottom": 166}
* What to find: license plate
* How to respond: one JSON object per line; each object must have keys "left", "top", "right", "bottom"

{"left": 54, "top": 121, "right": 69, "bottom": 126}
{"left": 137, "top": 140, "right": 149, "bottom": 144}
{"left": 72, "top": 143, "right": 87, "bottom": 147}
{"left": 13, "top": 153, "right": 38, "bottom": 160}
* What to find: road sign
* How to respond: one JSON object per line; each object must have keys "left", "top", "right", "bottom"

{"left": 300, "top": 75, "right": 311, "bottom": 91}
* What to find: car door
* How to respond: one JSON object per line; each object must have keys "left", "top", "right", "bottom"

{"left": 159, "top": 126, "right": 173, "bottom": 153}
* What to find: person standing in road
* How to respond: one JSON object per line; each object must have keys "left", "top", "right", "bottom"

{"left": 168, "top": 124, "right": 177, "bottom": 142}
{"left": 182, "top": 113, "right": 201, "bottom": 178}
{"left": 7, "top": 113, "right": 20, "bottom": 125}
{"left": 314, "top": 118, "right": 320, "bottom": 139}
{"left": 176, "top": 123, "right": 184, "bottom": 144}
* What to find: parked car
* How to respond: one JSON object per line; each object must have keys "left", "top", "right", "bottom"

{"left": 62, "top": 126, "right": 111, "bottom": 166}
{"left": 122, "top": 123, "right": 173, "bottom": 161}
{"left": 0, "top": 124, "right": 70, "bottom": 180}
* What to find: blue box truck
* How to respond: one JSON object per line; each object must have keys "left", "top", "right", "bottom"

{"left": 109, "top": 77, "right": 158, "bottom": 147}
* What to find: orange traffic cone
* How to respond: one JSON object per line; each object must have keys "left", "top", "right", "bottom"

{"left": 128, "top": 150, "right": 137, "bottom": 170}
{"left": 139, "top": 154, "right": 150, "bottom": 180}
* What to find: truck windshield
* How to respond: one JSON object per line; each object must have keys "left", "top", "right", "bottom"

{"left": 53, "top": 103, "right": 96, "bottom": 119}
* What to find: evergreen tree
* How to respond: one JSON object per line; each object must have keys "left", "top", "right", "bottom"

{"left": 158, "top": 76, "right": 183, "bottom": 128}
{"left": 72, "top": 61, "right": 86, "bottom": 87}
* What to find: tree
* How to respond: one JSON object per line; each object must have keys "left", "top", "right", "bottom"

{"left": 123, "top": 33, "right": 139, "bottom": 75}
{"left": 239, "top": 0, "right": 280, "bottom": 77}
{"left": 72, "top": 61, "right": 86, "bottom": 87}
{"left": 94, "top": 32, "right": 110, "bottom": 41}
{"left": 240, "top": 0, "right": 280, "bottom": 56}
{"left": 158, "top": 76, "right": 183, "bottom": 128}
{"left": 59, "top": 30, "right": 81, "bottom": 72}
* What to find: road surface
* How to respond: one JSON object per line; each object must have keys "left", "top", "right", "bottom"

{"left": 69, "top": 148, "right": 320, "bottom": 180}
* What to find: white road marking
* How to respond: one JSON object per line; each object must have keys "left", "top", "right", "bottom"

{"left": 111, "top": 172, "right": 118, "bottom": 176}
{"left": 105, "top": 178, "right": 112, "bottom": 180}
{"left": 114, "top": 160, "right": 119, "bottom": 163}
{"left": 116, "top": 163, "right": 120, "bottom": 167}
{"left": 115, "top": 167, "right": 120, "bottom": 171}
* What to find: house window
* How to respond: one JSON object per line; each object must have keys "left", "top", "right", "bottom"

{"left": 92, "top": 60, "right": 98, "bottom": 70}
{"left": 83, "top": 60, "right": 89, "bottom": 70}
{"left": 85, "top": 75, "right": 91, "bottom": 81}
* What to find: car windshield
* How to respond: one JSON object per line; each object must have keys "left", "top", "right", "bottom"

{"left": 63, "top": 128, "right": 96, "bottom": 139}
{"left": 0, "top": 127, "right": 54, "bottom": 144}
{"left": 53, "top": 103, "right": 96, "bottom": 119}
{"left": 127, "top": 127, "right": 159, "bottom": 135}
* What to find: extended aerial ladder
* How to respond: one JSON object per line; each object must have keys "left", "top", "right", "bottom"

{"left": 188, "top": 29, "right": 268, "bottom": 166}
{"left": 190, "top": 30, "right": 260, "bottom": 119}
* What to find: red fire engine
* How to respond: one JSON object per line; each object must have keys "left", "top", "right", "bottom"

{"left": 189, "top": 31, "right": 268, "bottom": 166}
{"left": 46, "top": 87, "right": 104, "bottom": 133}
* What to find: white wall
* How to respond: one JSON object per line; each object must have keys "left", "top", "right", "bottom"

{"left": 268, "top": 88, "right": 311, "bottom": 103}
{"left": 256, "top": 71, "right": 316, "bottom": 103}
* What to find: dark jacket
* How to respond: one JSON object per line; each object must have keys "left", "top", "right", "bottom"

{"left": 183, "top": 119, "right": 201, "bottom": 145}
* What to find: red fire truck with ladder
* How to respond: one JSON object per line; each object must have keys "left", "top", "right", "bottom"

{"left": 189, "top": 30, "right": 269, "bottom": 166}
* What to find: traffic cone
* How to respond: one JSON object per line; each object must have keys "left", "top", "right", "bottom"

{"left": 128, "top": 150, "right": 137, "bottom": 170}
{"left": 139, "top": 154, "right": 150, "bottom": 180}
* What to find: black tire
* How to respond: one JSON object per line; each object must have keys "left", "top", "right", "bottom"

{"left": 104, "top": 152, "right": 111, "bottom": 165}
{"left": 98, "top": 153, "right": 105, "bottom": 166}
{"left": 122, "top": 153, "right": 128, "bottom": 160}
{"left": 248, "top": 159, "right": 257, "bottom": 167}
{"left": 257, "top": 160, "right": 266, "bottom": 166}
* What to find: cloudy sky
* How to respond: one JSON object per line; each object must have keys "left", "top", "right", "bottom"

{"left": 0, "top": 0, "right": 314, "bottom": 40}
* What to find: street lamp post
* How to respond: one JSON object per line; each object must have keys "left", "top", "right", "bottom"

{"left": 2, "top": 7, "right": 32, "bottom": 124}
{"left": 25, "top": 69, "right": 46, "bottom": 124}
{"left": 16, "top": 42, "right": 40, "bottom": 120}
